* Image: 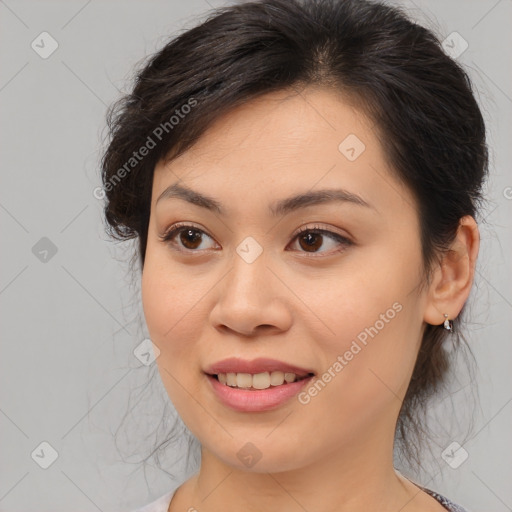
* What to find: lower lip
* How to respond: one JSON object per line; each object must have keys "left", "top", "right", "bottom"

{"left": 206, "top": 374, "right": 314, "bottom": 412}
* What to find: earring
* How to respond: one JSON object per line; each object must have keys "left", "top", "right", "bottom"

{"left": 443, "top": 314, "right": 452, "bottom": 331}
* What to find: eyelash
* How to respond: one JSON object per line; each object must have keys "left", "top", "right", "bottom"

{"left": 158, "top": 222, "right": 353, "bottom": 257}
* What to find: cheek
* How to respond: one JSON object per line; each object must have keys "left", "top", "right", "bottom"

{"left": 292, "top": 244, "right": 424, "bottom": 400}
{"left": 295, "top": 248, "right": 421, "bottom": 348}
{"left": 294, "top": 296, "right": 419, "bottom": 444}
{"left": 140, "top": 243, "right": 206, "bottom": 369}
{"left": 141, "top": 258, "right": 209, "bottom": 424}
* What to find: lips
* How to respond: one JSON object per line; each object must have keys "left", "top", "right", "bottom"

{"left": 204, "top": 357, "right": 315, "bottom": 378}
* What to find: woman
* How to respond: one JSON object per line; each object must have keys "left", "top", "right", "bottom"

{"left": 100, "top": 0, "right": 488, "bottom": 510}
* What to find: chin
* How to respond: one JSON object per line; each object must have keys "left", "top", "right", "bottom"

{"left": 202, "top": 434, "right": 309, "bottom": 474}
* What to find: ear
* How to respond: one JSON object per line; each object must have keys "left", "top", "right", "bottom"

{"left": 423, "top": 215, "right": 480, "bottom": 326}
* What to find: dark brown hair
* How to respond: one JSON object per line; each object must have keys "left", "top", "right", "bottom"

{"left": 101, "top": 0, "right": 488, "bottom": 470}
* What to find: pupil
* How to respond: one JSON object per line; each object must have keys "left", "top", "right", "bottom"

{"left": 181, "top": 229, "right": 202, "bottom": 249}
{"left": 300, "top": 233, "right": 322, "bottom": 252}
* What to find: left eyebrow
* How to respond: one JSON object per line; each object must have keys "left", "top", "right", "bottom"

{"left": 155, "top": 182, "right": 375, "bottom": 217}
{"left": 270, "top": 187, "right": 374, "bottom": 217}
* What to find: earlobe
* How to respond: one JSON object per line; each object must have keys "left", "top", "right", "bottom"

{"left": 423, "top": 215, "right": 480, "bottom": 327}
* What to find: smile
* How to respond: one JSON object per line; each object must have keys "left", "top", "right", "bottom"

{"left": 214, "top": 371, "right": 312, "bottom": 390}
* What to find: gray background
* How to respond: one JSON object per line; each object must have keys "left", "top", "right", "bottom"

{"left": 0, "top": 0, "right": 511, "bottom": 511}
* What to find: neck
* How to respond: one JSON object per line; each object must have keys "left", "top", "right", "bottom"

{"left": 180, "top": 430, "right": 420, "bottom": 512}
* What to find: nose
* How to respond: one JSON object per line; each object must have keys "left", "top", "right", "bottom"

{"left": 208, "top": 250, "right": 293, "bottom": 338}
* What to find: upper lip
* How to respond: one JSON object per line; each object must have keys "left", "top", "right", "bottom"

{"left": 204, "top": 357, "right": 315, "bottom": 377}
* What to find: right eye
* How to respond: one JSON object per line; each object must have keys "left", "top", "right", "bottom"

{"left": 159, "top": 223, "right": 219, "bottom": 252}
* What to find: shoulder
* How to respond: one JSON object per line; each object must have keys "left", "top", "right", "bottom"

{"left": 423, "top": 488, "right": 470, "bottom": 512}
{"left": 132, "top": 488, "right": 176, "bottom": 512}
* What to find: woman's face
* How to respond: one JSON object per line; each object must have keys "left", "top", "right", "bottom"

{"left": 141, "top": 87, "right": 430, "bottom": 473}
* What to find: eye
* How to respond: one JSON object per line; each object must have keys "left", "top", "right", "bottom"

{"left": 287, "top": 224, "right": 353, "bottom": 255}
{"left": 159, "top": 223, "right": 218, "bottom": 252}
{"left": 159, "top": 222, "right": 353, "bottom": 256}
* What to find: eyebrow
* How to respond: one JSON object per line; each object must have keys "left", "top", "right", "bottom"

{"left": 156, "top": 182, "right": 374, "bottom": 217}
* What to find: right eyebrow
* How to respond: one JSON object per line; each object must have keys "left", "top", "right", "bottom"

{"left": 156, "top": 182, "right": 375, "bottom": 217}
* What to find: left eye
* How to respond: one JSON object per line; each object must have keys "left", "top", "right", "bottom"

{"left": 288, "top": 226, "right": 352, "bottom": 255}
{"left": 159, "top": 224, "right": 352, "bottom": 255}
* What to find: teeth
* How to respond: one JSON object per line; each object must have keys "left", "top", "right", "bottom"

{"left": 215, "top": 371, "right": 307, "bottom": 389}
{"left": 284, "top": 372, "right": 296, "bottom": 383}
{"left": 270, "top": 371, "right": 285, "bottom": 386}
{"left": 236, "top": 373, "right": 253, "bottom": 388}
{"left": 253, "top": 372, "right": 271, "bottom": 389}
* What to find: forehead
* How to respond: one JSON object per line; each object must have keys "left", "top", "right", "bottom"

{"left": 152, "top": 87, "right": 413, "bottom": 217}
{"left": 161, "top": 87, "right": 374, "bottom": 168}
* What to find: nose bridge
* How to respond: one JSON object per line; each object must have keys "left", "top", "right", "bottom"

{"left": 209, "top": 235, "right": 292, "bottom": 335}
{"left": 226, "top": 235, "right": 270, "bottom": 302}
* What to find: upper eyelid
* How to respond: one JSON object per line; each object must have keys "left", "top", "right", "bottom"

{"left": 290, "top": 223, "right": 350, "bottom": 240}
{"left": 160, "top": 221, "right": 206, "bottom": 236}
{"left": 161, "top": 223, "right": 352, "bottom": 247}
{"left": 162, "top": 222, "right": 347, "bottom": 238}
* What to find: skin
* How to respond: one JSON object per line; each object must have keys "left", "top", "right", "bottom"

{"left": 140, "top": 86, "right": 479, "bottom": 512}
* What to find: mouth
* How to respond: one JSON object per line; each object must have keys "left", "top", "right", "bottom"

{"left": 207, "top": 371, "right": 315, "bottom": 391}
{"left": 203, "top": 357, "right": 316, "bottom": 391}
{"left": 205, "top": 370, "right": 316, "bottom": 412}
